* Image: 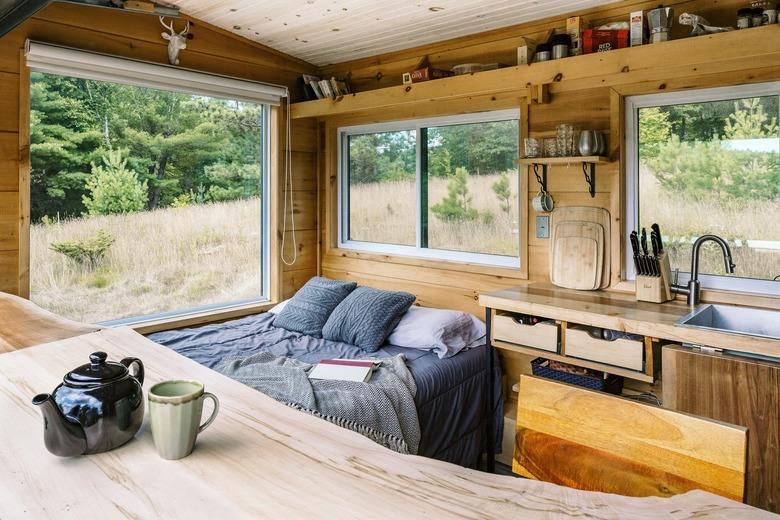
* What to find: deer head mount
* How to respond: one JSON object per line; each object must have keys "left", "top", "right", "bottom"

{"left": 160, "top": 17, "right": 190, "bottom": 65}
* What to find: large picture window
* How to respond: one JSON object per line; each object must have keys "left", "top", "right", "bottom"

{"left": 29, "top": 71, "right": 270, "bottom": 324}
{"left": 340, "top": 110, "right": 520, "bottom": 267}
{"left": 626, "top": 83, "right": 780, "bottom": 295}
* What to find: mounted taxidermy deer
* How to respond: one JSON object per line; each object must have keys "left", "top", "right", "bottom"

{"left": 160, "top": 17, "right": 190, "bottom": 65}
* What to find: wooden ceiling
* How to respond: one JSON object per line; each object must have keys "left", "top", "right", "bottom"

{"left": 170, "top": 0, "right": 619, "bottom": 67}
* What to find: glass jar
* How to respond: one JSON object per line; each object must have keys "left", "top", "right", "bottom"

{"left": 524, "top": 138, "right": 541, "bottom": 158}
{"left": 752, "top": 7, "right": 764, "bottom": 27}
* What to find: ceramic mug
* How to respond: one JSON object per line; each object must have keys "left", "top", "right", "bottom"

{"left": 532, "top": 190, "right": 554, "bottom": 212}
{"left": 148, "top": 380, "right": 219, "bottom": 460}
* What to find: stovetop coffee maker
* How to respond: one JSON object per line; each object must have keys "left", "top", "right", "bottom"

{"left": 648, "top": 5, "right": 674, "bottom": 43}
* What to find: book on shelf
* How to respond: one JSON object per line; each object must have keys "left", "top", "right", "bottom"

{"left": 308, "top": 359, "right": 379, "bottom": 382}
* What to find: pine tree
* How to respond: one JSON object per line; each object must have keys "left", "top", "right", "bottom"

{"left": 83, "top": 149, "right": 148, "bottom": 215}
{"left": 431, "top": 167, "right": 479, "bottom": 221}
{"left": 492, "top": 173, "right": 512, "bottom": 216}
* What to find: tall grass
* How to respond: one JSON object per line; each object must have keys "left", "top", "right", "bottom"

{"left": 639, "top": 170, "right": 780, "bottom": 280}
{"left": 31, "top": 198, "right": 263, "bottom": 323}
{"left": 349, "top": 173, "right": 520, "bottom": 256}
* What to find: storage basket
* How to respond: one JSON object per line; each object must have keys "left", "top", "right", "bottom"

{"left": 530, "top": 357, "right": 623, "bottom": 395}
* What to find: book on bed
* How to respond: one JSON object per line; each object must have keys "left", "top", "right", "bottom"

{"left": 308, "top": 359, "right": 378, "bottom": 382}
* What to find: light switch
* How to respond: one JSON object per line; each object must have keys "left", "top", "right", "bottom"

{"left": 536, "top": 216, "right": 550, "bottom": 239}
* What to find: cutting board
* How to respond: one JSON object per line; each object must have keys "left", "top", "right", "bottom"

{"left": 550, "top": 221, "right": 604, "bottom": 290}
{"left": 551, "top": 207, "right": 611, "bottom": 289}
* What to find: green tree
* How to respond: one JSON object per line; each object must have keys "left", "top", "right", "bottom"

{"left": 50, "top": 229, "right": 115, "bottom": 270}
{"left": 83, "top": 149, "right": 148, "bottom": 215}
{"left": 492, "top": 173, "right": 513, "bottom": 216}
{"left": 638, "top": 107, "right": 671, "bottom": 160}
{"left": 724, "top": 98, "right": 779, "bottom": 139}
{"left": 431, "top": 167, "right": 479, "bottom": 221}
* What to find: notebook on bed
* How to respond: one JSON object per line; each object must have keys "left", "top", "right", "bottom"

{"left": 308, "top": 359, "right": 379, "bottom": 382}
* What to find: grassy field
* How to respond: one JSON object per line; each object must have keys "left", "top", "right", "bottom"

{"left": 31, "top": 198, "right": 263, "bottom": 323}
{"left": 349, "top": 172, "right": 521, "bottom": 256}
{"left": 639, "top": 171, "right": 780, "bottom": 281}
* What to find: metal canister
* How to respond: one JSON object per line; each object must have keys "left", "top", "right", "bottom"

{"left": 737, "top": 7, "right": 752, "bottom": 28}
{"left": 551, "top": 34, "right": 572, "bottom": 60}
{"left": 534, "top": 43, "right": 551, "bottom": 62}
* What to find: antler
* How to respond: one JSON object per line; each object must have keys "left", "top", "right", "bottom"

{"left": 178, "top": 20, "right": 191, "bottom": 36}
{"left": 159, "top": 16, "right": 174, "bottom": 32}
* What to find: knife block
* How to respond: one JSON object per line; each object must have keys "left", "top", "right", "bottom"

{"left": 635, "top": 252, "right": 673, "bottom": 303}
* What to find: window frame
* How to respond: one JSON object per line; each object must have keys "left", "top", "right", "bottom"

{"left": 25, "top": 67, "right": 275, "bottom": 327}
{"left": 625, "top": 82, "right": 780, "bottom": 296}
{"left": 337, "top": 109, "right": 521, "bottom": 268}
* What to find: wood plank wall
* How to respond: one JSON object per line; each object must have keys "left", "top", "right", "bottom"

{"left": 0, "top": 2, "right": 319, "bottom": 301}
{"left": 314, "top": 0, "right": 763, "bottom": 392}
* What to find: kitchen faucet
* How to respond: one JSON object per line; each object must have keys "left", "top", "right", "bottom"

{"left": 672, "top": 234, "right": 736, "bottom": 306}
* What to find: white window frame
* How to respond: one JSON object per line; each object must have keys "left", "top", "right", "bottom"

{"left": 337, "top": 109, "right": 521, "bottom": 268}
{"left": 625, "top": 82, "right": 780, "bottom": 296}
{"left": 27, "top": 45, "right": 276, "bottom": 325}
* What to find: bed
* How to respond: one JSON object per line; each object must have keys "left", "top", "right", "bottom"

{"left": 149, "top": 310, "right": 503, "bottom": 468}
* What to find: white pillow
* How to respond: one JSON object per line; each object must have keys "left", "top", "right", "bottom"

{"left": 387, "top": 306, "right": 486, "bottom": 359}
{"left": 268, "top": 299, "right": 290, "bottom": 314}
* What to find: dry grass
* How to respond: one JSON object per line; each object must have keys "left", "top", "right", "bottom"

{"left": 31, "top": 199, "right": 263, "bottom": 323}
{"left": 349, "top": 172, "right": 520, "bottom": 256}
{"left": 639, "top": 170, "right": 780, "bottom": 280}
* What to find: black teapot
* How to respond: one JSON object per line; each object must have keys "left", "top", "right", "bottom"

{"left": 32, "top": 351, "right": 144, "bottom": 457}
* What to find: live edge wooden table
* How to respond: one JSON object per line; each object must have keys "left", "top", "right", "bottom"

{"left": 0, "top": 328, "right": 773, "bottom": 519}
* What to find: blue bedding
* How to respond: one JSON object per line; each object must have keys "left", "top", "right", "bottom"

{"left": 148, "top": 312, "right": 503, "bottom": 468}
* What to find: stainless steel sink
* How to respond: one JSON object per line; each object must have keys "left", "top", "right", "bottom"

{"left": 676, "top": 304, "right": 780, "bottom": 341}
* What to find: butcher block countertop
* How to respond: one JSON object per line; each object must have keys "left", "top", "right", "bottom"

{"left": 0, "top": 327, "right": 772, "bottom": 519}
{"left": 479, "top": 284, "right": 780, "bottom": 359}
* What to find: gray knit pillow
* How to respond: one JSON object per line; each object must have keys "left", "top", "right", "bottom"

{"left": 272, "top": 277, "right": 357, "bottom": 337}
{"left": 322, "top": 287, "right": 416, "bottom": 353}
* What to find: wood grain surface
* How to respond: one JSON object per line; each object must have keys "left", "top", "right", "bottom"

{"left": 480, "top": 283, "right": 780, "bottom": 359}
{"left": 514, "top": 376, "right": 747, "bottom": 502}
{"left": 663, "top": 346, "right": 780, "bottom": 512}
{"left": 0, "top": 328, "right": 770, "bottom": 519}
{"left": 0, "top": 291, "right": 100, "bottom": 353}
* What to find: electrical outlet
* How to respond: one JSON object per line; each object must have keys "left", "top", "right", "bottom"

{"left": 536, "top": 216, "right": 550, "bottom": 239}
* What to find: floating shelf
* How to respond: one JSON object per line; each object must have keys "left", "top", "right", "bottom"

{"left": 518, "top": 155, "right": 610, "bottom": 165}
{"left": 520, "top": 156, "right": 610, "bottom": 197}
{"left": 290, "top": 25, "right": 779, "bottom": 120}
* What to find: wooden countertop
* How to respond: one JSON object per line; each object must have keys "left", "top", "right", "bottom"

{"left": 479, "top": 284, "right": 780, "bottom": 359}
{"left": 0, "top": 327, "right": 771, "bottom": 519}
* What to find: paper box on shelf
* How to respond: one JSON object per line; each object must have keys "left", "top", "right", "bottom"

{"left": 566, "top": 16, "right": 587, "bottom": 56}
{"left": 630, "top": 10, "right": 645, "bottom": 46}
{"left": 582, "top": 29, "right": 629, "bottom": 54}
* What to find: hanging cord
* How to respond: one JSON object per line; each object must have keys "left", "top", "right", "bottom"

{"left": 280, "top": 92, "right": 297, "bottom": 266}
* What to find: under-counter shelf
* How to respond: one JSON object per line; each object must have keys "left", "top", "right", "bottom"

{"left": 565, "top": 326, "right": 645, "bottom": 372}
{"left": 492, "top": 312, "right": 560, "bottom": 353}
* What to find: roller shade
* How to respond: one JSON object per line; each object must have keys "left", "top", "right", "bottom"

{"left": 24, "top": 40, "right": 288, "bottom": 105}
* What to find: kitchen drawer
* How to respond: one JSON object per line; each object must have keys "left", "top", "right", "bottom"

{"left": 493, "top": 313, "right": 559, "bottom": 353}
{"left": 565, "top": 327, "right": 644, "bottom": 372}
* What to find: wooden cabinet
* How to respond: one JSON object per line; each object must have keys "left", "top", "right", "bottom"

{"left": 565, "top": 327, "right": 645, "bottom": 372}
{"left": 493, "top": 313, "right": 560, "bottom": 353}
{"left": 663, "top": 346, "right": 780, "bottom": 513}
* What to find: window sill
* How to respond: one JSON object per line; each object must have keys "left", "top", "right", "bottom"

{"left": 611, "top": 280, "right": 780, "bottom": 311}
{"left": 125, "top": 301, "right": 277, "bottom": 335}
{"left": 326, "top": 246, "right": 528, "bottom": 279}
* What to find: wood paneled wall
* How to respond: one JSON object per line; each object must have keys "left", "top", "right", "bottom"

{"left": 313, "top": 1, "right": 780, "bottom": 393}
{"left": 0, "top": 2, "right": 318, "bottom": 302}
{"left": 320, "top": 0, "right": 746, "bottom": 92}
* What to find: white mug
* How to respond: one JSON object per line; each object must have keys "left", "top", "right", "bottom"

{"left": 532, "top": 191, "right": 554, "bottom": 212}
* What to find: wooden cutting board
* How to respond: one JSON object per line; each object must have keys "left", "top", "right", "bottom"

{"left": 551, "top": 207, "right": 611, "bottom": 288}
{"left": 550, "top": 221, "right": 604, "bottom": 290}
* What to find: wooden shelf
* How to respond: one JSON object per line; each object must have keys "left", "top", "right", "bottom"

{"left": 492, "top": 338, "right": 654, "bottom": 383}
{"left": 290, "top": 25, "right": 780, "bottom": 120}
{"left": 518, "top": 156, "right": 610, "bottom": 165}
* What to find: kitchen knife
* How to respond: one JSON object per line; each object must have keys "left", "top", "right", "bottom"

{"left": 630, "top": 231, "right": 643, "bottom": 275}
{"left": 640, "top": 228, "right": 655, "bottom": 276}
{"left": 650, "top": 230, "right": 661, "bottom": 277}
{"left": 651, "top": 223, "right": 663, "bottom": 253}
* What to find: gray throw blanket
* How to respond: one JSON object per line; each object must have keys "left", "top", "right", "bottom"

{"left": 214, "top": 352, "right": 420, "bottom": 455}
